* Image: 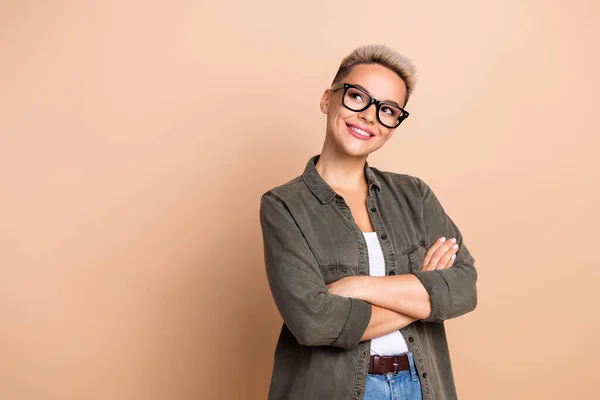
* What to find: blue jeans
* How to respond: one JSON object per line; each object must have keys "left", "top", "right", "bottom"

{"left": 363, "top": 351, "right": 423, "bottom": 400}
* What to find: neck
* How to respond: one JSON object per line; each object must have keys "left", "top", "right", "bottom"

{"left": 315, "top": 141, "right": 369, "bottom": 193}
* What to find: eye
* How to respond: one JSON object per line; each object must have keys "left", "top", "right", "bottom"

{"left": 381, "top": 106, "right": 393, "bottom": 115}
{"left": 349, "top": 93, "right": 363, "bottom": 102}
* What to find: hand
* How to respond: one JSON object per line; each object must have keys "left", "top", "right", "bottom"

{"left": 421, "top": 237, "right": 459, "bottom": 271}
{"left": 326, "top": 276, "right": 361, "bottom": 297}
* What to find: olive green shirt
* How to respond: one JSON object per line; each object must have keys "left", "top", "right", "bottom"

{"left": 259, "top": 154, "right": 478, "bottom": 400}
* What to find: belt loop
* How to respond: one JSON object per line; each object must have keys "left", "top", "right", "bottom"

{"left": 407, "top": 351, "right": 418, "bottom": 382}
{"left": 394, "top": 355, "right": 399, "bottom": 374}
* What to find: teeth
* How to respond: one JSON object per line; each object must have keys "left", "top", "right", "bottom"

{"left": 349, "top": 125, "right": 372, "bottom": 137}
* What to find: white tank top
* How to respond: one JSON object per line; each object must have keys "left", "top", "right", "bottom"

{"left": 362, "top": 231, "right": 409, "bottom": 355}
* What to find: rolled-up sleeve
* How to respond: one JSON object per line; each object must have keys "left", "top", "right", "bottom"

{"left": 409, "top": 176, "right": 478, "bottom": 323}
{"left": 259, "top": 192, "right": 372, "bottom": 349}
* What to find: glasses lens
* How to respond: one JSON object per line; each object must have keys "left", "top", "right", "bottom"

{"left": 343, "top": 87, "right": 371, "bottom": 111}
{"left": 378, "top": 104, "right": 405, "bottom": 128}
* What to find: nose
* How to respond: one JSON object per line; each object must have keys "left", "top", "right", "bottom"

{"left": 357, "top": 103, "right": 377, "bottom": 124}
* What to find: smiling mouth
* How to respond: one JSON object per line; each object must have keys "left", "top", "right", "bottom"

{"left": 346, "top": 123, "right": 374, "bottom": 137}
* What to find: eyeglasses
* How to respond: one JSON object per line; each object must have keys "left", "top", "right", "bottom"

{"left": 330, "top": 82, "right": 409, "bottom": 129}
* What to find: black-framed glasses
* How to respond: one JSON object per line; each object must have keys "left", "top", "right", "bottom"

{"left": 330, "top": 82, "right": 409, "bottom": 129}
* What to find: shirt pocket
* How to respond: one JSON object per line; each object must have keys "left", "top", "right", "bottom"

{"left": 396, "top": 238, "right": 428, "bottom": 274}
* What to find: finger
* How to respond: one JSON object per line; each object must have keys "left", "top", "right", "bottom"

{"left": 449, "top": 253, "right": 457, "bottom": 267}
{"left": 422, "top": 237, "right": 447, "bottom": 268}
{"left": 438, "top": 242, "right": 459, "bottom": 270}
{"left": 435, "top": 246, "right": 458, "bottom": 270}
{"left": 428, "top": 239, "right": 457, "bottom": 270}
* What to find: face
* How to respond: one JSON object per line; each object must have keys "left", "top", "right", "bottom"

{"left": 320, "top": 63, "right": 408, "bottom": 157}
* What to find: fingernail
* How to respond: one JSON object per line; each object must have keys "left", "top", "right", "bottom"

{"left": 450, "top": 238, "right": 457, "bottom": 243}
{"left": 439, "top": 237, "right": 446, "bottom": 242}
{"left": 452, "top": 254, "right": 456, "bottom": 259}
{"left": 452, "top": 244, "right": 458, "bottom": 249}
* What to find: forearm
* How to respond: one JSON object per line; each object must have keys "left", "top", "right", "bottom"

{"left": 360, "top": 304, "right": 418, "bottom": 341}
{"left": 355, "top": 275, "right": 431, "bottom": 320}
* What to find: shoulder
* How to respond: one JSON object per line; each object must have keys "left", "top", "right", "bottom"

{"left": 260, "top": 175, "right": 306, "bottom": 205}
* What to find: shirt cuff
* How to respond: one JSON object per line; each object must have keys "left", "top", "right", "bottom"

{"left": 330, "top": 297, "right": 372, "bottom": 349}
{"left": 411, "top": 270, "right": 452, "bottom": 322}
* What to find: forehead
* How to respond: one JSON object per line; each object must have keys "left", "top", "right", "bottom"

{"left": 343, "top": 63, "right": 407, "bottom": 105}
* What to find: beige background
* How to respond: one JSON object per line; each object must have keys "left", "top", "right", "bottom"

{"left": 1, "top": 1, "right": 599, "bottom": 399}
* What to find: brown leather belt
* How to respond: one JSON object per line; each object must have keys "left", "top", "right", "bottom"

{"left": 368, "top": 354, "right": 410, "bottom": 374}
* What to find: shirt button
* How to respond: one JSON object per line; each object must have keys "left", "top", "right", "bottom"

{"left": 370, "top": 207, "right": 377, "bottom": 212}
{"left": 380, "top": 233, "right": 387, "bottom": 240}
{"left": 389, "top": 271, "right": 395, "bottom": 275}
{"left": 408, "top": 336, "right": 414, "bottom": 343}
{"left": 422, "top": 372, "right": 427, "bottom": 379}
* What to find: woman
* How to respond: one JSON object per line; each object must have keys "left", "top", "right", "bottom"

{"left": 259, "top": 44, "right": 478, "bottom": 400}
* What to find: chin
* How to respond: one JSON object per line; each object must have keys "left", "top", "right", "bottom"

{"left": 339, "top": 142, "right": 373, "bottom": 158}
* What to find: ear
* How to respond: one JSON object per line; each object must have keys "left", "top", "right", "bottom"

{"left": 320, "top": 89, "right": 331, "bottom": 114}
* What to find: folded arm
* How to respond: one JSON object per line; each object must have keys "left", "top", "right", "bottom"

{"left": 260, "top": 192, "right": 372, "bottom": 350}
{"left": 335, "top": 275, "right": 432, "bottom": 320}
{"left": 360, "top": 304, "right": 419, "bottom": 341}
{"left": 333, "top": 177, "right": 478, "bottom": 323}
{"left": 410, "top": 176, "right": 478, "bottom": 322}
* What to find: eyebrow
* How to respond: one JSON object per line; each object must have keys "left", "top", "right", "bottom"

{"left": 353, "top": 83, "right": 401, "bottom": 108}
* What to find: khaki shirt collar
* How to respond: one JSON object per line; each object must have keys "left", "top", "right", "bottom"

{"left": 302, "top": 154, "right": 382, "bottom": 204}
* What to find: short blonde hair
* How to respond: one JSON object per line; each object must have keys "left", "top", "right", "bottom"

{"left": 331, "top": 44, "right": 417, "bottom": 107}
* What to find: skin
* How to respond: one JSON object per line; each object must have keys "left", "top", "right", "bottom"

{"left": 316, "top": 63, "right": 459, "bottom": 341}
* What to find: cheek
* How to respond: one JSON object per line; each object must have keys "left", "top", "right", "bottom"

{"left": 333, "top": 109, "right": 356, "bottom": 129}
{"left": 338, "top": 107, "right": 356, "bottom": 120}
{"left": 327, "top": 108, "right": 349, "bottom": 129}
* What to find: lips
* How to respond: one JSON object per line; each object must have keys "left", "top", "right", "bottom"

{"left": 346, "top": 122, "right": 374, "bottom": 140}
